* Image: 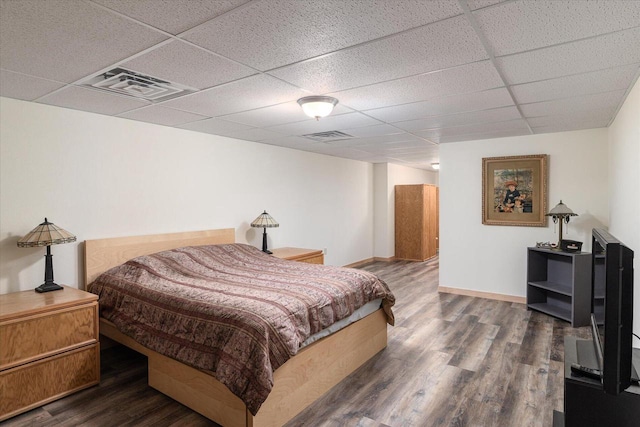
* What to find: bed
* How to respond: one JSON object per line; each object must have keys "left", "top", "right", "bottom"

{"left": 84, "top": 228, "right": 393, "bottom": 427}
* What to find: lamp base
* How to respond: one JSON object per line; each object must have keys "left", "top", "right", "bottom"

{"left": 35, "top": 282, "right": 64, "bottom": 293}
{"left": 261, "top": 228, "right": 272, "bottom": 254}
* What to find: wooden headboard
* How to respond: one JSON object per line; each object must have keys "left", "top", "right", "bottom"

{"left": 84, "top": 228, "right": 235, "bottom": 286}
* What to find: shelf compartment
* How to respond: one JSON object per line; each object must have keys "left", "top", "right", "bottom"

{"left": 593, "top": 304, "right": 605, "bottom": 325}
{"left": 528, "top": 302, "right": 571, "bottom": 322}
{"left": 528, "top": 280, "right": 573, "bottom": 296}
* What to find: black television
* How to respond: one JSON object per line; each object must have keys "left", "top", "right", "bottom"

{"left": 590, "top": 228, "right": 635, "bottom": 395}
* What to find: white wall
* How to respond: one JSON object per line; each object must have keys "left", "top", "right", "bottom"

{"left": 0, "top": 97, "right": 375, "bottom": 294}
{"left": 373, "top": 163, "right": 438, "bottom": 258}
{"left": 440, "top": 128, "right": 609, "bottom": 298}
{"left": 608, "top": 77, "right": 640, "bottom": 347}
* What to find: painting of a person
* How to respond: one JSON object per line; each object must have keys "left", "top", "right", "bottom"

{"left": 503, "top": 180, "right": 520, "bottom": 211}
{"left": 514, "top": 198, "right": 524, "bottom": 213}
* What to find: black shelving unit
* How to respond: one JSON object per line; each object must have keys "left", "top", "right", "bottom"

{"left": 592, "top": 253, "right": 606, "bottom": 324}
{"left": 556, "top": 337, "right": 640, "bottom": 427}
{"left": 527, "top": 247, "right": 592, "bottom": 327}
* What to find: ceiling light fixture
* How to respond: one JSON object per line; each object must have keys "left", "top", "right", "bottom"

{"left": 431, "top": 163, "right": 440, "bottom": 170}
{"left": 297, "top": 96, "right": 339, "bottom": 120}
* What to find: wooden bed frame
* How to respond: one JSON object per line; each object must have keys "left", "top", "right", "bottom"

{"left": 84, "top": 228, "right": 388, "bottom": 427}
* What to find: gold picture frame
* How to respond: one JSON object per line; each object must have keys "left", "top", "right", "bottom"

{"left": 482, "top": 154, "right": 548, "bottom": 227}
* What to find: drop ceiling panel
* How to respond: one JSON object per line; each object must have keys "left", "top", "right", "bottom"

{"left": 269, "top": 16, "right": 488, "bottom": 93}
{"left": 520, "top": 90, "right": 626, "bottom": 118}
{"left": 92, "top": 0, "right": 249, "bottom": 35}
{"left": 0, "top": 70, "right": 65, "bottom": 101}
{"left": 183, "top": 0, "right": 463, "bottom": 71}
{"left": 178, "top": 117, "right": 253, "bottom": 135}
{"left": 338, "top": 124, "right": 404, "bottom": 138}
{"left": 532, "top": 120, "right": 610, "bottom": 135}
{"left": 120, "top": 40, "right": 256, "bottom": 90}
{"left": 467, "top": 0, "right": 508, "bottom": 10}
{"left": 510, "top": 64, "right": 640, "bottom": 104}
{"left": 437, "top": 128, "right": 531, "bottom": 143}
{"left": 328, "top": 60, "right": 504, "bottom": 110}
{"left": 353, "top": 140, "right": 434, "bottom": 152}
{"left": 474, "top": 0, "right": 640, "bottom": 56}
{"left": 161, "top": 74, "right": 307, "bottom": 117}
{"left": 216, "top": 128, "right": 286, "bottom": 142}
{"left": 414, "top": 118, "right": 530, "bottom": 140}
{"left": 354, "top": 134, "right": 428, "bottom": 146}
{"left": 392, "top": 106, "right": 522, "bottom": 131}
{"left": 306, "top": 146, "right": 374, "bottom": 159}
{"left": 38, "top": 86, "right": 150, "bottom": 115}
{"left": 117, "top": 105, "right": 208, "bottom": 126}
{"left": 220, "top": 102, "right": 353, "bottom": 128}
{"left": 326, "top": 134, "right": 428, "bottom": 149}
{"left": 497, "top": 27, "right": 640, "bottom": 85}
{"left": 526, "top": 107, "right": 618, "bottom": 128}
{"left": 267, "top": 112, "right": 381, "bottom": 135}
{"left": 0, "top": 0, "right": 168, "bottom": 83}
{"left": 366, "top": 88, "right": 514, "bottom": 122}
{"left": 260, "top": 135, "right": 320, "bottom": 149}
{"left": 219, "top": 102, "right": 306, "bottom": 127}
{"left": 388, "top": 152, "right": 438, "bottom": 161}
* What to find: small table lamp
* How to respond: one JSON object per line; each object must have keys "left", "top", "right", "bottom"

{"left": 545, "top": 200, "right": 578, "bottom": 248}
{"left": 17, "top": 218, "right": 76, "bottom": 293}
{"left": 251, "top": 211, "right": 279, "bottom": 254}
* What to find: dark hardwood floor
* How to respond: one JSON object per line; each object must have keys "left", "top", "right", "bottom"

{"left": 3, "top": 257, "right": 590, "bottom": 426}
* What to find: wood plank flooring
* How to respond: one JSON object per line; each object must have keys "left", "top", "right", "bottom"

{"left": 3, "top": 257, "right": 591, "bottom": 427}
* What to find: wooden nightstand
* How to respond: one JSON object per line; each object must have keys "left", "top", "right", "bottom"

{"left": 271, "top": 247, "right": 324, "bottom": 265}
{"left": 0, "top": 286, "right": 100, "bottom": 421}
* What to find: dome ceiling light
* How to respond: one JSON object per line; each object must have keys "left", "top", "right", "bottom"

{"left": 297, "top": 96, "right": 339, "bottom": 120}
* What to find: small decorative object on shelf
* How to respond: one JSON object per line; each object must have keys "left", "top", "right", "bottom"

{"left": 250, "top": 210, "right": 279, "bottom": 254}
{"left": 545, "top": 200, "right": 578, "bottom": 249}
{"left": 536, "top": 241, "right": 556, "bottom": 249}
{"left": 17, "top": 218, "right": 76, "bottom": 293}
{"left": 561, "top": 240, "right": 583, "bottom": 253}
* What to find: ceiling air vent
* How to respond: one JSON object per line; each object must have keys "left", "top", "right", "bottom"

{"left": 302, "top": 130, "right": 354, "bottom": 143}
{"left": 81, "top": 68, "right": 195, "bottom": 102}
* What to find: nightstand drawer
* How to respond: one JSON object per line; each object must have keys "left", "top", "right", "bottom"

{"left": 271, "top": 247, "right": 324, "bottom": 265}
{"left": 0, "top": 302, "right": 98, "bottom": 370}
{"left": 298, "top": 253, "right": 324, "bottom": 264}
{"left": 0, "top": 343, "right": 100, "bottom": 420}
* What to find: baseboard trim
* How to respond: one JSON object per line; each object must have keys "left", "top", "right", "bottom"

{"left": 343, "top": 257, "right": 396, "bottom": 268}
{"left": 438, "top": 286, "right": 526, "bottom": 304}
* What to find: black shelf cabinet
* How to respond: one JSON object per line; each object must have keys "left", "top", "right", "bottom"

{"left": 526, "top": 247, "right": 592, "bottom": 327}
{"left": 557, "top": 337, "right": 640, "bottom": 427}
{"left": 592, "top": 253, "right": 606, "bottom": 324}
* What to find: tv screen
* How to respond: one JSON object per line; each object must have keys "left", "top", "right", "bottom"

{"left": 591, "top": 228, "right": 635, "bottom": 395}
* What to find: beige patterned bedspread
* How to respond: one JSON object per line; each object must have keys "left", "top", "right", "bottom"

{"left": 88, "top": 243, "right": 394, "bottom": 415}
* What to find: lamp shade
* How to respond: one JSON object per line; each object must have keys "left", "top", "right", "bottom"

{"left": 17, "top": 218, "right": 76, "bottom": 247}
{"left": 251, "top": 211, "right": 279, "bottom": 228}
{"left": 297, "top": 96, "right": 339, "bottom": 120}
{"left": 545, "top": 200, "right": 577, "bottom": 217}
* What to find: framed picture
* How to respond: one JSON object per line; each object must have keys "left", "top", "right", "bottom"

{"left": 482, "top": 154, "right": 548, "bottom": 226}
